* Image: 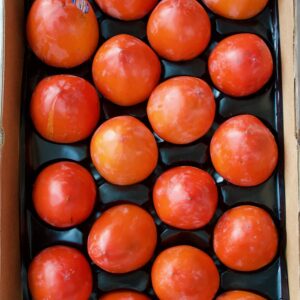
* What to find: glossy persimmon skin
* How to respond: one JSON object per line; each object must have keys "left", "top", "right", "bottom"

{"left": 95, "top": 0, "right": 158, "bottom": 20}
{"left": 99, "top": 291, "right": 150, "bottom": 300}
{"left": 210, "top": 115, "right": 278, "bottom": 187}
{"left": 33, "top": 161, "right": 96, "bottom": 228}
{"left": 28, "top": 246, "right": 93, "bottom": 300}
{"left": 151, "top": 245, "right": 219, "bottom": 300}
{"left": 30, "top": 75, "right": 100, "bottom": 143}
{"left": 147, "top": 0, "right": 211, "bottom": 61}
{"left": 88, "top": 204, "right": 157, "bottom": 273}
{"left": 203, "top": 0, "right": 268, "bottom": 20}
{"left": 147, "top": 76, "right": 216, "bottom": 144}
{"left": 92, "top": 34, "right": 161, "bottom": 106}
{"left": 153, "top": 166, "right": 218, "bottom": 230}
{"left": 208, "top": 34, "right": 273, "bottom": 97}
{"left": 213, "top": 205, "right": 278, "bottom": 272}
{"left": 216, "top": 290, "right": 267, "bottom": 300}
{"left": 26, "top": 0, "right": 99, "bottom": 68}
{"left": 90, "top": 116, "right": 158, "bottom": 185}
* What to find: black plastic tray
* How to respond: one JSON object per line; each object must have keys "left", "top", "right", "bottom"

{"left": 20, "top": 0, "right": 288, "bottom": 299}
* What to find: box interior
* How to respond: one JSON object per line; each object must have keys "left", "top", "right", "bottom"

{"left": 0, "top": 0, "right": 299, "bottom": 299}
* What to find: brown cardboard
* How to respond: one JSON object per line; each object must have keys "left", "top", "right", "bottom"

{"left": 278, "top": 0, "right": 300, "bottom": 299}
{"left": 296, "top": 0, "right": 300, "bottom": 143}
{"left": 0, "top": 0, "right": 24, "bottom": 299}
{"left": 0, "top": 0, "right": 299, "bottom": 299}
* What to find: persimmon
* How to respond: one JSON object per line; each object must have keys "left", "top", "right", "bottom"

{"left": 208, "top": 34, "right": 273, "bottom": 97}
{"left": 30, "top": 75, "right": 100, "bottom": 143}
{"left": 32, "top": 161, "right": 96, "bottom": 228}
{"left": 214, "top": 205, "right": 278, "bottom": 271}
{"left": 147, "top": 76, "right": 215, "bottom": 144}
{"left": 210, "top": 115, "right": 278, "bottom": 187}
{"left": 92, "top": 34, "right": 161, "bottom": 106}
{"left": 216, "top": 290, "right": 267, "bottom": 300}
{"left": 99, "top": 291, "right": 150, "bottom": 300}
{"left": 28, "top": 246, "right": 92, "bottom": 300}
{"left": 88, "top": 204, "right": 157, "bottom": 273}
{"left": 26, "top": 0, "right": 99, "bottom": 68}
{"left": 203, "top": 0, "right": 269, "bottom": 20}
{"left": 90, "top": 116, "right": 158, "bottom": 185}
{"left": 147, "top": 0, "right": 211, "bottom": 61}
{"left": 151, "top": 245, "right": 219, "bottom": 300}
{"left": 153, "top": 166, "right": 218, "bottom": 229}
{"left": 95, "top": 0, "right": 158, "bottom": 20}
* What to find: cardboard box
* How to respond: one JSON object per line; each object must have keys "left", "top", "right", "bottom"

{"left": 0, "top": 0, "right": 299, "bottom": 299}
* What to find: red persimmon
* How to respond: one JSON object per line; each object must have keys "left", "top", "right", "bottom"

{"left": 26, "top": 0, "right": 99, "bottom": 68}
{"left": 151, "top": 245, "right": 219, "bottom": 300}
{"left": 33, "top": 161, "right": 96, "bottom": 228}
{"left": 202, "top": 0, "right": 269, "bottom": 20}
{"left": 92, "top": 34, "right": 161, "bottom": 106}
{"left": 147, "top": 76, "right": 216, "bottom": 144}
{"left": 30, "top": 75, "right": 100, "bottom": 143}
{"left": 99, "top": 291, "right": 150, "bottom": 300}
{"left": 95, "top": 0, "right": 158, "bottom": 20}
{"left": 147, "top": 0, "right": 211, "bottom": 61}
{"left": 213, "top": 205, "right": 278, "bottom": 271}
{"left": 216, "top": 290, "right": 267, "bottom": 300}
{"left": 28, "top": 246, "right": 93, "bottom": 300}
{"left": 88, "top": 204, "right": 157, "bottom": 273}
{"left": 208, "top": 34, "right": 273, "bottom": 97}
{"left": 153, "top": 166, "right": 218, "bottom": 230}
{"left": 90, "top": 116, "right": 158, "bottom": 185}
{"left": 210, "top": 114, "right": 278, "bottom": 187}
